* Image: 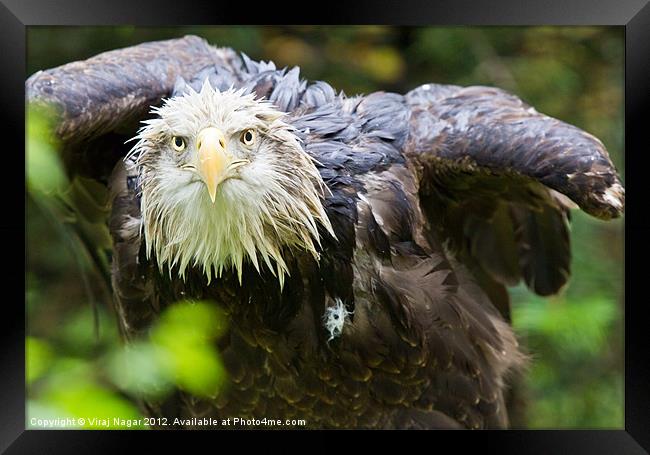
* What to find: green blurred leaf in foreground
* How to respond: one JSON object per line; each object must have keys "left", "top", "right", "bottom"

{"left": 108, "top": 301, "right": 228, "bottom": 399}
{"left": 27, "top": 301, "right": 228, "bottom": 429}
{"left": 26, "top": 337, "right": 54, "bottom": 385}
{"left": 26, "top": 104, "right": 67, "bottom": 196}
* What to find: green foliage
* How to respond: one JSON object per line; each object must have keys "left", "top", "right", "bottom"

{"left": 29, "top": 356, "right": 145, "bottom": 429}
{"left": 27, "top": 304, "right": 146, "bottom": 429}
{"left": 514, "top": 296, "right": 617, "bottom": 357}
{"left": 27, "top": 302, "right": 228, "bottom": 429}
{"left": 26, "top": 104, "right": 67, "bottom": 195}
{"left": 26, "top": 26, "right": 624, "bottom": 429}
{"left": 512, "top": 294, "right": 623, "bottom": 428}
{"left": 107, "top": 302, "right": 228, "bottom": 399}
{"left": 26, "top": 337, "right": 53, "bottom": 385}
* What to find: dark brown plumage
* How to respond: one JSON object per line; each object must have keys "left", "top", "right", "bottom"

{"left": 27, "top": 36, "right": 624, "bottom": 429}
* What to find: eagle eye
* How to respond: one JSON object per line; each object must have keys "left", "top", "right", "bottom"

{"left": 241, "top": 129, "right": 256, "bottom": 146}
{"left": 171, "top": 136, "right": 186, "bottom": 152}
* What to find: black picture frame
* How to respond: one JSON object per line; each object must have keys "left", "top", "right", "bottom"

{"left": 3, "top": 0, "right": 649, "bottom": 452}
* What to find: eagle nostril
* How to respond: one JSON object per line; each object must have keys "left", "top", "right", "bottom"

{"left": 219, "top": 139, "right": 225, "bottom": 149}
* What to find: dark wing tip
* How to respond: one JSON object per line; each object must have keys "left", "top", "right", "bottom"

{"left": 583, "top": 180, "right": 625, "bottom": 220}
{"left": 557, "top": 130, "right": 625, "bottom": 220}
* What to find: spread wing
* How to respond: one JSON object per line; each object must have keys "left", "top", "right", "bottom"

{"left": 27, "top": 35, "right": 241, "bottom": 146}
{"left": 404, "top": 84, "right": 624, "bottom": 309}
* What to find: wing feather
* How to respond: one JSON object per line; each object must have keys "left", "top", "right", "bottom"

{"left": 27, "top": 35, "right": 240, "bottom": 144}
{"left": 405, "top": 83, "right": 624, "bottom": 298}
{"left": 406, "top": 84, "right": 624, "bottom": 220}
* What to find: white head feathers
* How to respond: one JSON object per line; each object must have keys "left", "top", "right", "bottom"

{"left": 127, "top": 81, "right": 333, "bottom": 287}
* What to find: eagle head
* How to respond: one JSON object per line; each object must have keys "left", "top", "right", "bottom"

{"left": 128, "top": 80, "right": 333, "bottom": 286}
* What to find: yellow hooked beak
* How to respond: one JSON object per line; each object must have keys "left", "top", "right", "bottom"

{"left": 197, "top": 127, "right": 230, "bottom": 203}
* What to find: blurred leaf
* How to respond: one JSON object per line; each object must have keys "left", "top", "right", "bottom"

{"left": 27, "top": 354, "right": 144, "bottom": 429}
{"left": 26, "top": 337, "right": 54, "bottom": 385}
{"left": 105, "top": 343, "right": 173, "bottom": 400}
{"left": 26, "top": 104, "right": 67, "bottom": 195}
{"left": 36, "top": 378, "right": 144, "bottom": 429}
{"left": 166, "top": 343, "right": 225, "bottom": 397}
{"left": 151, "top": 300, "right": 227, "bottom": 346}
{"left": 150, "top": 301, "right": 227, "bottom": 397}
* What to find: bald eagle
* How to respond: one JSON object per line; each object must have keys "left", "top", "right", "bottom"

{"left": 27, "top": 36, "right": 624, "bottom": 429}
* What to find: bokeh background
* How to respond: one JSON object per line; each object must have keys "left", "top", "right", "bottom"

{"left": 26, "top": 26, "right": 624, "bottom": 429}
